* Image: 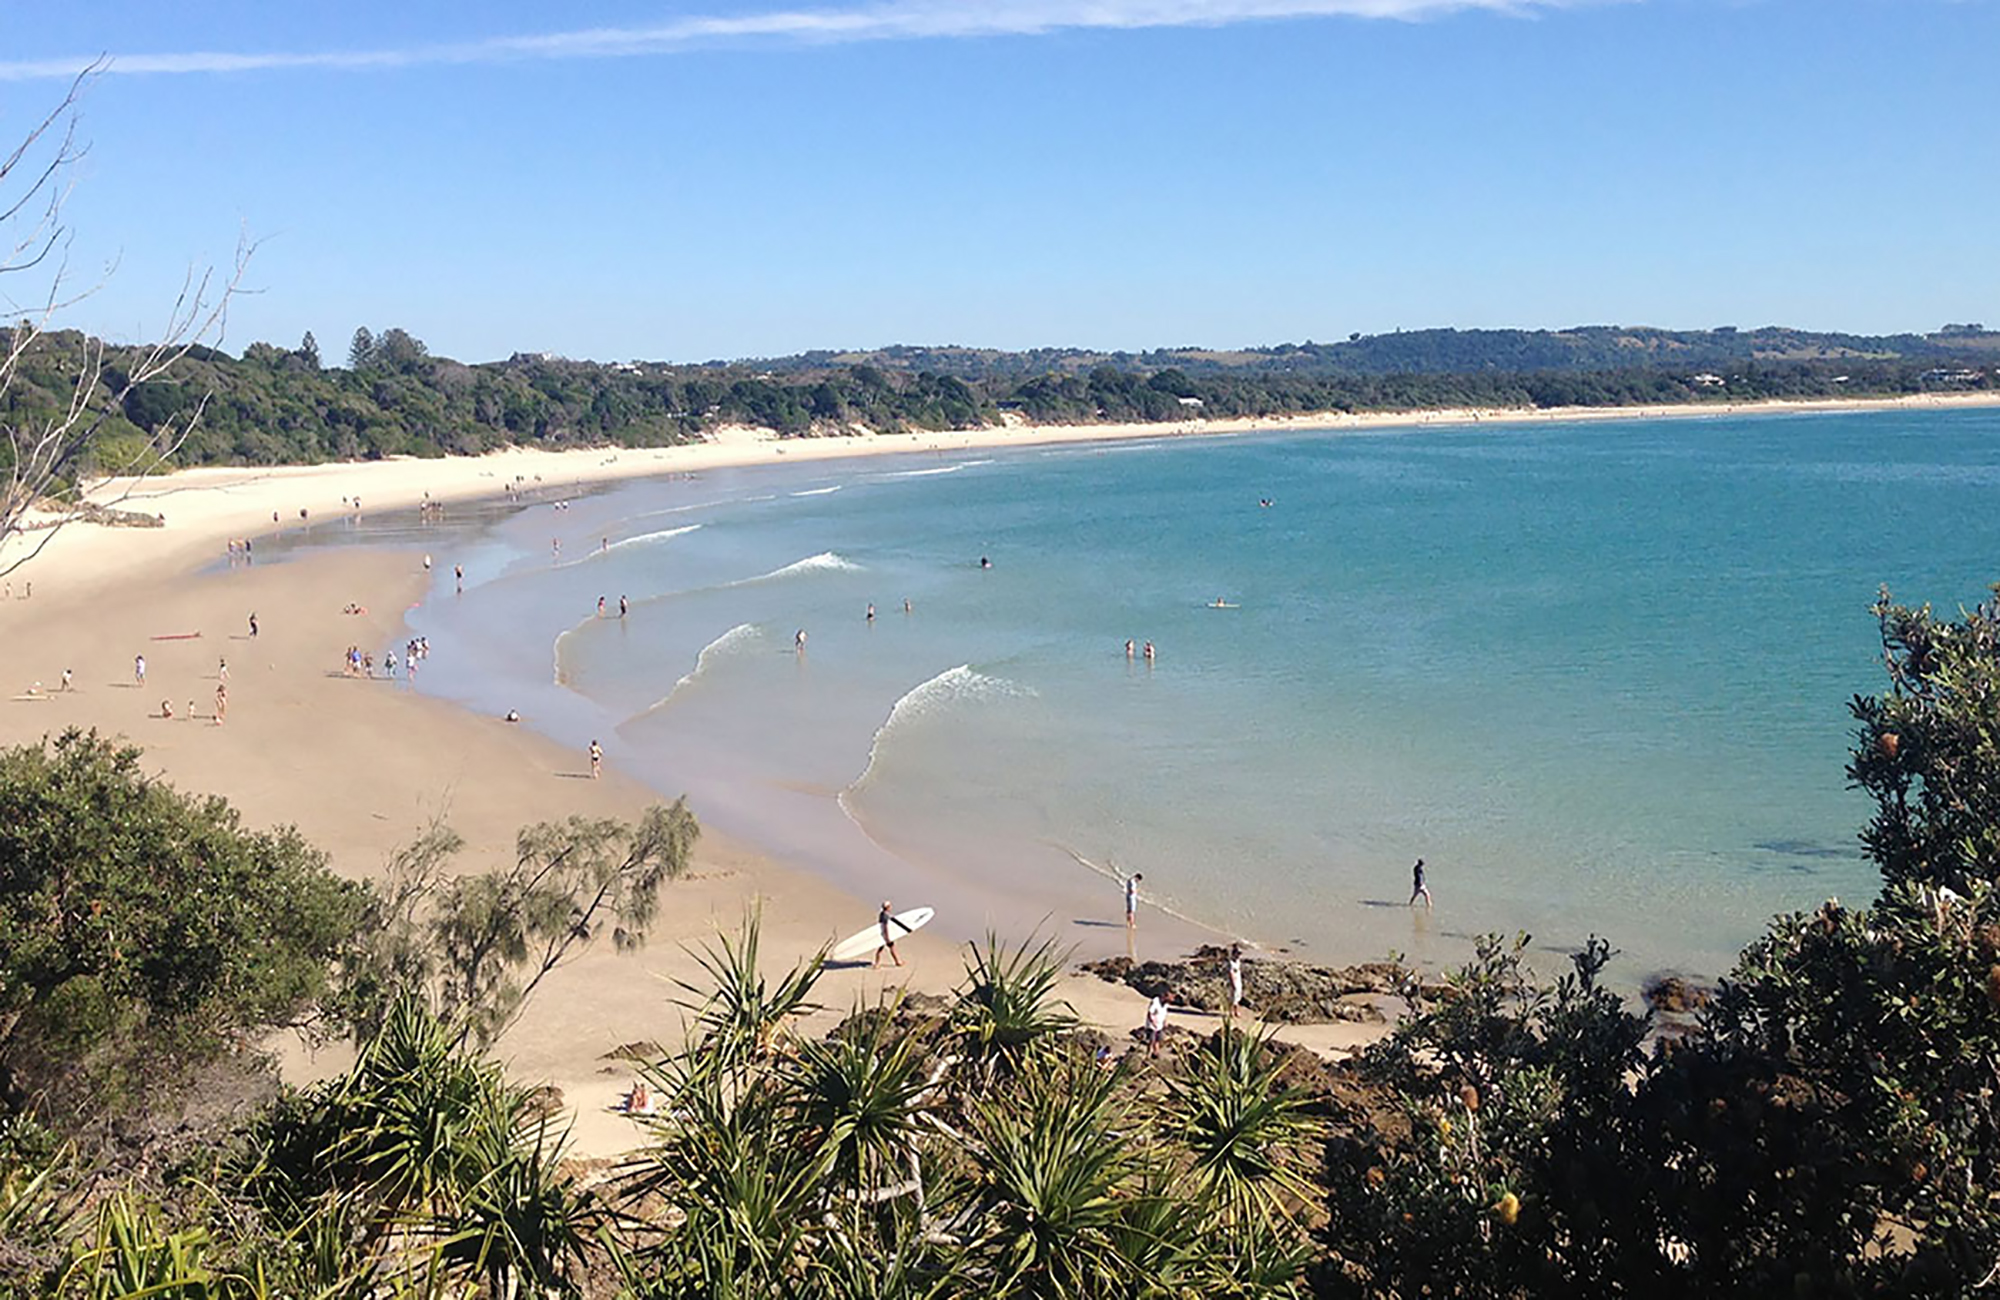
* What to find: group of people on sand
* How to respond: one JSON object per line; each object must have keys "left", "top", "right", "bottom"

{"left": 141, "top": 653, "right": 227, "bottom": 725}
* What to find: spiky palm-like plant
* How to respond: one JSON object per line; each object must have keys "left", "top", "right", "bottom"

{"left": 620, "top": 1037, "right": 834, "bottom": 1294}
{"left": 433, "top": 1111, "right": 598, "bottom": 1299}
{"left": 958, "top": 1053, "right": 1152, "bottom": 1298}
{"left": 1159, "top": 1027, "right": 1323, "bottom": 1229}
{"left": 678, "top": 909, "right": 825, "bottom": 1063}
{"left": 952, "top": 933, "right": 1077, "bottom": 1079}
{"left": 786, "top": 1000, "right": 935, "bottom": 1195}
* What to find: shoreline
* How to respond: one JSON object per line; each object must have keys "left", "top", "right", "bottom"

{"left": 10, "top": 389, "right": 1999, "bottom": 602}
{"left": 0, "top": 391, "right": 1969, "bottom": 1154}
{"left": 0, "top": 543, "right": 1365, "bottom": 1165}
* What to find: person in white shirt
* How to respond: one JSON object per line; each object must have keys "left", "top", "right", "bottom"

{"left": 1145, "top": 995, "right": 1168, "bottom": 1058}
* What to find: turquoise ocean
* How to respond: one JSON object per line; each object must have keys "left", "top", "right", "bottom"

{"left": 362, "top": 408, "right": 2000, "bottom": 984}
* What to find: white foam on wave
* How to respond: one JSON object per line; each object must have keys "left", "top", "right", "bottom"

{"left": 881, "top": 464, "right": 965, "bottom": 479}
{"left": 550, "top": 613, "right": 598, "bottom": 687}
{"left": 556, "top": 524, "right": 701, "bottom": 568}
{"left": 722, "top": 551, "right": 863, "bottom": 588}
{"left": 841, "top": 665, "right": 1035, "bottom": 805}
{"left": 790, "top": 485, "right": 843, "bottom": 497}
{"left": 626, "top": 623, "right": 763, "bottom": 721}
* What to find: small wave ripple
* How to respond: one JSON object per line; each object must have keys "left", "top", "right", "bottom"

{"left": 626, "top": 623, "right": 763, "bottom": 720}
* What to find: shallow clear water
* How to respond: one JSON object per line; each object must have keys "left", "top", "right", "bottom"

{"left": 392, "top": 409, "right": 2000, "bottom": 982}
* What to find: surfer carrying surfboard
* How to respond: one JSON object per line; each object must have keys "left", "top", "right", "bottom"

{"left": 873, "top": 900, "right": 910, "bottom": 969}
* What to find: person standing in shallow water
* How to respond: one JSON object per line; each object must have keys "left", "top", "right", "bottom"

{"left": 1409, "top": 857, "right": 1434, "bottom": 908}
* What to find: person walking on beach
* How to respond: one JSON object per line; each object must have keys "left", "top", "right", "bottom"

{"left": 1226, "top": 943, "right": 1245, "bottom": 1021}
{"left": 1409, "top": 857, "right": 1434, "bottom": 908}
{"left": 454, "top": 564, "right": 464, "bottom": 593}
{"left": 248, "top": 612, "right": 258, "bottom": 638}
{"left": 217, "top": 657, "right": 228, "bottom": 685}
{"left": 588, "top": 739, "right": 603, "bottom": 779}
{"left": 873, "top": 900, "right": 908, "bottom": 969}
{"left": 597, "top": 596, "right": 607, "bottom": 618}
{"left": 213, "top": 683, "right": 228, "bottom": 726}
{"left": 1145, "top": 995, "right": 1169, "bottom": 1059}
{"left": 1125, "top": 872, "right": 1144, "bottom": 932}
{"left": 134, "top": 654, "right": 146, "bottom": 687}
{"left": 795, "top": 629, "right": 807, "bottom": 654}
{"left": 619, "top": 595, "right": 628, "bottom": 618}
{"left": 60, "top": 668, "right": 72, "bottom": 692}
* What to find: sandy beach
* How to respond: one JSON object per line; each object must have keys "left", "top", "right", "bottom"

{"left": 3, "top": 390, "right": 1989, "bottom": 1156}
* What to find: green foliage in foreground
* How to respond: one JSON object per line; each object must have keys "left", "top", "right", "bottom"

{"left": 0, "top": 927, "right": 1325, "bottom": 1298}
{"left": 620, "top": 921, "right": 1323, "bottom": 1299}
{"left": 1323, "top": 585, "right": 2000, "bottom": 1298}
{"left": 0, "top": 730, "right": 364, "bottom": 1123}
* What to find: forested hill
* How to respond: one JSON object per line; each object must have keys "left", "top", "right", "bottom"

{"left": 762, "top": 323, "right": 2000, "bottom": 379}
{"left": 4, "top": 322, "right": 1996, "bottom": 473}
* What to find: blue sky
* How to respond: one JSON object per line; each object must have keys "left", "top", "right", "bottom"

{"left": 4, "top": 0, "right": 1995, "bottom": 363}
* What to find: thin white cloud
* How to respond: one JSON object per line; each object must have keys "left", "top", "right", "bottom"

{"left": 0, "top": 0, "right": 1604, "bottom": 81}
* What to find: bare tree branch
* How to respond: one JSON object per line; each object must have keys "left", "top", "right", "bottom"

{"left": 0, "top": 63, "right": 252, "bottom": 580}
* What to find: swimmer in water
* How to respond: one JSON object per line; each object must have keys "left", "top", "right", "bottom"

{"left": 1125, "top": 639, "right": 1135, "bottom": 659}
{"left": 979, "top": 556, "right": 991, "bottom": 569}
{"left": 1143, "top": 641, "right": 1155, "bottom": 663}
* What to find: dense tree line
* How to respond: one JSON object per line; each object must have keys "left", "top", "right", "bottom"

{"left": 2, "top": 324, "right": 1993, "bottom": 488}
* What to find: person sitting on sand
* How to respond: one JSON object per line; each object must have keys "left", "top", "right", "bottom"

{"left": 160, "top": 699, "right": 174, "bottom": 720}
{"left": 503, "top": 709, "right": 521, "bottom": 723}
{"left": 625, "top": 1079, "right": 654, "bottom": 1115}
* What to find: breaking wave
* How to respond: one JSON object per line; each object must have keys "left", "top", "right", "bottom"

{"left": 722, "top": 551, "right": 863, "bottom": 588}
{"left": 841, "top": 665, "right": 1035, "bottom": 803}
{"left": 625, "top": 623, "right": 763, "bottom": 720}
{"left": 556, "top": 523, "right": 701, "bottom": 568}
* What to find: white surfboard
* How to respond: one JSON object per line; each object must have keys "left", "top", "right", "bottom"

{"left": 830, "top": 907, "right": 935, "bottom": 962}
